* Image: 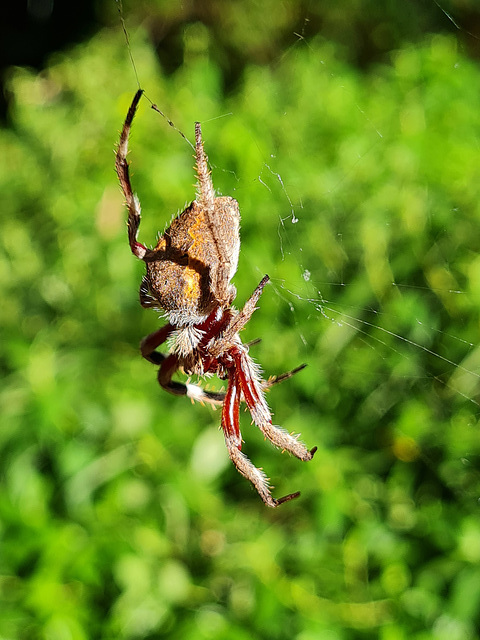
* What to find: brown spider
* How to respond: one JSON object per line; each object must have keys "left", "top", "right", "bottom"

{"left": 115, "top": 90, "right": 316, "bottom": 506}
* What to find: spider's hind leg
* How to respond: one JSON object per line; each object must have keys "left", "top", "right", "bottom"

{"left": 226, "top": 443, "right": 301, "bottom": 507}
{"left": 222, "top": 370, "right": 301, "bottom": 507}
{"left": 234, "top": 347, "right": 317, "bottom": 462}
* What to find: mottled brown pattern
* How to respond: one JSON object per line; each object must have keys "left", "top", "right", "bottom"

{"left": 144, "top": 197, "right": 240, "bottom": 319}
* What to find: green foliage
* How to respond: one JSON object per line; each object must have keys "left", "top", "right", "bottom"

{"left": 1, "top": 16, "right": 480, "bottom": 640}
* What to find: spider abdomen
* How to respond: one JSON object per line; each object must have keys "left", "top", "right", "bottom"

{"left": 145, "top": 197, "right": 240, "bottom": 322}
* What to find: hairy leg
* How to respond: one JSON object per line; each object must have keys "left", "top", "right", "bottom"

{"left": 140, "top": 320, "right": 226, "bottom": 405}
{"left": 140, "top": 322, "right": 174, "bottom": 365}
{"left": 221, "top": 371, "right": 302, "bottom": 507}
{"left": 138, "top": 321, "right": 220, "bottom": 403}
{"left": 233, "top": 346, "right": 317, "bottom": 461}
{"left": 115, "top": 89, "right": 148, "bottom": 260}
{"left": 210, "top": 276, "right": 269, "bottom": 357}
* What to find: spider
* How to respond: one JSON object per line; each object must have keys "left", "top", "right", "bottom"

{"left": 115, "top": 90, "right": 316, "bottom": 507}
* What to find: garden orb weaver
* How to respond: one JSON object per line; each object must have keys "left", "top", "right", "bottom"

{"left": 115, "top": 90, "right": 316, "bottom": 507}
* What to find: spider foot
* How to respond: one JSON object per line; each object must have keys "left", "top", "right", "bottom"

{"left": 309, "top": 446, "right": 318, "bottom": 458}
{"left": 273, "top": 491, "right": 301, "bottom": 507}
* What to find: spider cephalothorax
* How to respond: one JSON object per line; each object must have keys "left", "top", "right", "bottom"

{"left": 116, "top": 90, "right": 316, "bottom": 506}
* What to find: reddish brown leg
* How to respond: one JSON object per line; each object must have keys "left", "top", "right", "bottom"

{"left": 233, "top": 346, "right": 317, "bottom": 462}
{"left": 140, "top": 323, "right": 174, "bottom": 364}
{"left": 222, "top": 372, "right": 276, "bottom": 507}
{"left": 141, "top": 322, "right": 225, "bottom": 405}
{"left": 115, "top": 89, "right": 148, "bottom": 260}
{"left": 221, "top": 371, "right": 242, "bottom": 448}
{"left": 157, "top": 353, "right": 187, "bottom": 398}
{"left": 221, "top": 370, "right": 302, "bottom": 507}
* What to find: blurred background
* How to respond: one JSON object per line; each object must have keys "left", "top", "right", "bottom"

{"left": 2, "top": 1, "right": 480, "bottom": 638}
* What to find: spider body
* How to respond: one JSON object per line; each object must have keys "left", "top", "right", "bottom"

{"left": 145, "top": 195, "right": 240, "bottom": 324}
{"left": 116, "top": 90, "right": 316, "bottom": 507}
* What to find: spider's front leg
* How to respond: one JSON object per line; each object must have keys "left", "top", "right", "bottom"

{"left": 222, "top": 370, "right": 301, "bottom": 507}
{"left": 115, "top": 89, "right": 148, "bottom": 260}
{"left": 210, "top": 275, "right": 270, "bottom": 358}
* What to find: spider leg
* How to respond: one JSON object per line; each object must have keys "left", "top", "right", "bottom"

{"left": 194, "top": 122, "right": 215, "bottom": 213}
{"left": 140, "top": 323, "right": 224, "bottom": 404}
{"left": 245, "top": 338, "right": 262, "bottom": 348}
{"left": 115, "top": 89, "right": 148, "bottom": 260}
{"left": 262, "top": 363, "right": 307, "bottom": 391}
{"left": 140, "top": 322, "right": 174, "bottom": 365}
{"left": 202, "top": 361, "right": 308, "bottom": 404}
{"left": 166, "top": 361, "right": 306, "bottom": 406}
{"left": 245, "top": 339, "right": 307, "bottom": 391}
{"left": 210, "top": 275, "right": 270, "bottom": 357}
{"left": 140, "top": 318, "right": 226, "bottom": 404}
{"left": 233, "top": 346, "right": 317, "bottom": 461}
{"left": 157, "top": 354, "right": 191, "bottom": 397}
{"left": 222, "top": 371, "right": 299, "bottom": 507}
{"left": 155, "top": 354, "right": 225, "bottom": 405}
